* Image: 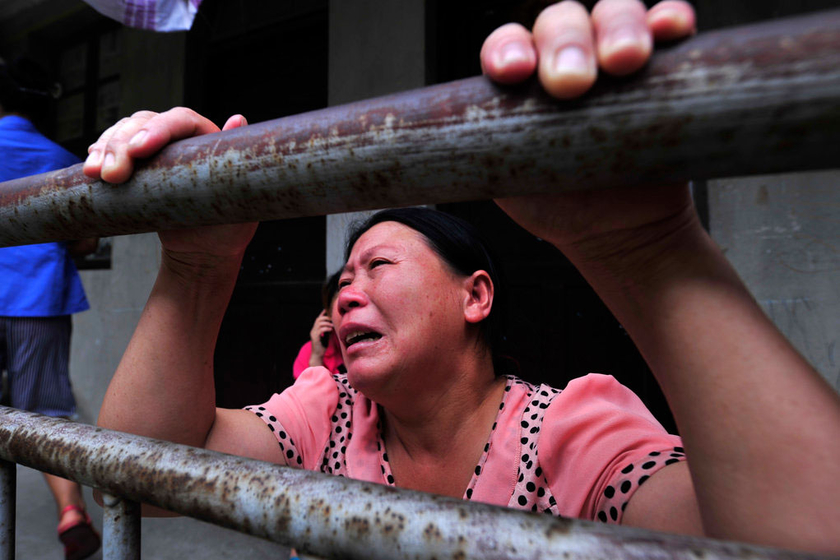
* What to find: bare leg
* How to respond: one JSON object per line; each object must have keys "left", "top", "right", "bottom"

{"left": 43, "top": 473, "right": 87, "bottom": 526}
{"left": 45, "top": 473, "right": 101, "bottom": 560}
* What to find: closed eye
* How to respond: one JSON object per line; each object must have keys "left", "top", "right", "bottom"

{"left": 370, "top": 258, "right": 390, "bottom": 269}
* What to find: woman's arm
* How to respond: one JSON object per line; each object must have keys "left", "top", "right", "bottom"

{"left": 499, "top": 181, "right": 840, "bottom": 555}
{"left": 576, "top": 194, "right": 840, "bottom": 553}
{"left": 99, "top": 248, "right": 279, "bottom": 460}
{"left": 89, "top": 109, "right": 282, "bottom": 466}
{"left": 484, "top": 2, "right": 840, "bottom": 553}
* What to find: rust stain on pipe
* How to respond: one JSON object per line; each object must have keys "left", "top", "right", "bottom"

{"left": 0, "top": 407, "right": 831, "bottom": 560}
{"left": 1, "top": 10, "right": 839, "bottom": 247}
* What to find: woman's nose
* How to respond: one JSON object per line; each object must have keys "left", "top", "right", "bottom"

{"left": 336, "top": 284, "right": 368, "bottom": 314}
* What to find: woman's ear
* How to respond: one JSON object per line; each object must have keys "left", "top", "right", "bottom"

{"left": 463, "top": 270, "right": 494, "bottom": 324}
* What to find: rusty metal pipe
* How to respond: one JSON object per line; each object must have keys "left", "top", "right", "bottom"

{"left": 1, "top": 9, "right": 839, "bottom": 248}
{"left": 0, "top": 407, "right": 831, "bottom": 560}
{"left": 102, "top": 493, "right": 140, "bottom": 560}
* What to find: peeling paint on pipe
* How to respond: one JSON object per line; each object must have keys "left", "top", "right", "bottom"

{"left": 0, "top": 407, "right": 832, "bottom": 560}
{"left": 1, "top": 10, "right": 839, "bottom": 247}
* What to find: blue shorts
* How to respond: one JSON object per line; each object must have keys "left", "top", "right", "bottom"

{"left": 0, "top": 316, "right": 76, "bottom": 417}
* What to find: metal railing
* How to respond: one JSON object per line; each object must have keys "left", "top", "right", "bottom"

{"left": 0, "top": 8, "right": 838, "bottom": 560}
{"left": 0, "top": 407, "right": 830, "bottom": 560}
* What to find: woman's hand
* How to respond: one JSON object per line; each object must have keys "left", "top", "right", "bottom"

{"left": 482, "top": 0, "right": 697, "bottom": 256}
{"left": 308, "top": 310, "right": 334, "bottom": 363}
{"left": 480, "top": 0, "right": 695, "bottom": 99}
{"left": 84, "top": 107, "right": 243, "bottom": 183}
{"left": 83, "top": 108, "right": 258, "bottom": 265}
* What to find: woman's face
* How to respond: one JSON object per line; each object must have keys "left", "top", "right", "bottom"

{"left": 333, "top": 221, "right": 470, "bottom": 400}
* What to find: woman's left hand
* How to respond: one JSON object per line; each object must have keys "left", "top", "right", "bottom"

{"left": 480, "top": 0, "right": 696, "bottom": 99}
{"left": 481, "top": 0, "right": 697, "bottom": 254}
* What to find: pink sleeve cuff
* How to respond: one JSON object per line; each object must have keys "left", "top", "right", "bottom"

{"left": 245, "top": 367, "right": 340, "bottom": 470}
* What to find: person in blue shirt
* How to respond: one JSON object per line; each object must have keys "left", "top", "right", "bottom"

{"left": 0, "top": 55, "right": 100, "bottom": 560}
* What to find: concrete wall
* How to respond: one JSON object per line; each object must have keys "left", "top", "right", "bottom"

{"left": 708, "top": 170, "right": 840, "bottom": 391}
{"left": 325, "top": 0, "right": 426, "bottom": 275}
{"left": 72, "top": 234, "right": 159, "bottom": 422}
{"left": 71, "top": 30, "right": 185, "bottom": 423}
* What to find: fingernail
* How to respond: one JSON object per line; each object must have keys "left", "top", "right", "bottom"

{"left": 497, "top": 42, "right": 529, "bottom": 66}
{"left": 653, "top": 7, "right": 689, "bottom": 29}
{"left": 85, "top": 150, "right": 103, "bottom": 167}
{"left": 103, "top": 152, "right": 115, "bottom": 170}
{"left": 129, "top": 130, "right": 147, "bottom": 147}
{"left": 604, "top": 27, "right": 650, "bottom": 56}
{"left": 553, "top": 46, "right": 589, "bottom": 75}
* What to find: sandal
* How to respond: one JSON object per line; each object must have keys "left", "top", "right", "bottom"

{"left": 57, "top": 505, "right": 101, "bottom": 560}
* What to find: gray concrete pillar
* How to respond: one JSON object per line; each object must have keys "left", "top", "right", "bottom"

{"left": 708, "top": 170, "right": 840, "bottom": 390}
{"left": 325, "top": 0, "right": 426, "bottom": 274}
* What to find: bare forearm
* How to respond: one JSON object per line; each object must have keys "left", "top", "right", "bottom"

{"left": 561, "top": 211, "right": 840, "bottom": 552}
{"left": 97, "top": 252, "right": 243, "bottom": 448}
{"left": 309, "top": 348, "right": 326, "bottom": 368}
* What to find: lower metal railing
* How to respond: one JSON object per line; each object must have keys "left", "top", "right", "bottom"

{"left": 0, "top": 407, "right": 829, "bottom": 560}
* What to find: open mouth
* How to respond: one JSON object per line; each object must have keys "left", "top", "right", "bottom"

{"left": 345, "top": 331, "right": 382, "bottom": 347}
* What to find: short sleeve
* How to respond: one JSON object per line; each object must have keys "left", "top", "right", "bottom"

{"left": 244, "top": 366, "right": 339, "bottom": 470}
{"left": 539, "top": 374, "right": 684, "bottom": 523}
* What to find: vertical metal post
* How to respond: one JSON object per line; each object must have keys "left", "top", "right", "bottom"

{"left": 102, "top": 493, "right": 140, "bottom": 560}
{"left": 0, "top": 460, "right": 15, "bottom": 560}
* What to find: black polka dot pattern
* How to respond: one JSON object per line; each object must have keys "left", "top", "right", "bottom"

{"left": 319, "top": 374, "right": 360, "bottom": 477}
{"left": 376, "top": 374, "right": 562, "bottom": 514}
{"left": 595, "top": 446, "right": 687, "bottom": 525}
{"left": 461, "top": 377, "right": 518, "bottom": 500}
{"left": 508, "top": 379, "right": 562, "bottom": 515}
{"left": 247, "top": 371, "right": 683, "bottom": 526}
{"left": 246, "top": 373, "right": 362, "bottom": 474}
{"left": 376, "top": 414, "right": 397, "bottom": 486}
{"left": 243, "top": 405, "right": 303, "bottom": 467}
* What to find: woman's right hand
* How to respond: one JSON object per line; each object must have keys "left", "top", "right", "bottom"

{"left": 83, "top": 108, "right": 258, "bottom": 262}
{"left": 309, "top": 310, "right": 334, "bottom": 356}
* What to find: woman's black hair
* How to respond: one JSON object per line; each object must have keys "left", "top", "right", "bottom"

{"left": 321, "top": 269, "right": 343, "bottom": 310}
{"left": 344, "top": 207, "right": 510, "bottom": 373}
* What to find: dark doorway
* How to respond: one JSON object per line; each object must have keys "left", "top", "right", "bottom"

{"left": 185, "top": 0, "right": 329, "bottom": 408}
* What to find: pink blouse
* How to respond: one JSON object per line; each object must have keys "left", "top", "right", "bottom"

{"left": 291, "top": 339, "right": 345, "bottom": 379}
{"left": 246, "top": 368, "right": 685, "bottom": 524}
